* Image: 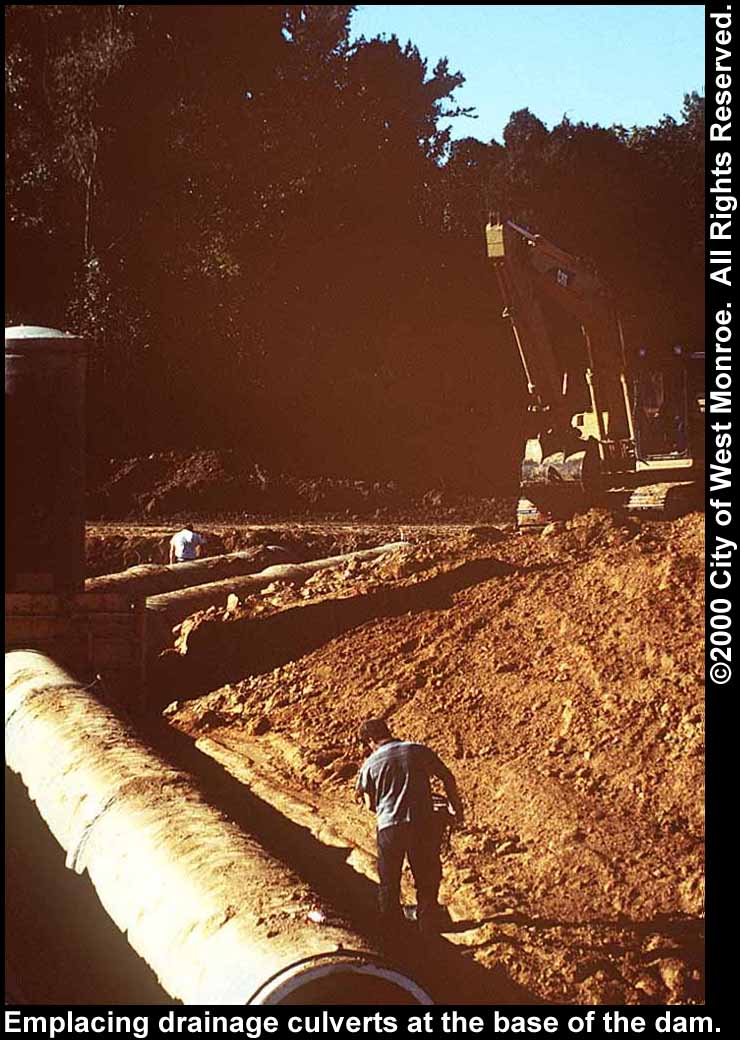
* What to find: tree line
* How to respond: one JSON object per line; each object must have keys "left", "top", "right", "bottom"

{"left": 5, "top": 5, "right": 704, "bottom": 491}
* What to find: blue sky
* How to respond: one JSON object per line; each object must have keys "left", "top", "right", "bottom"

{"left": 350, "top": 5, "right": 705, "bottom": 142}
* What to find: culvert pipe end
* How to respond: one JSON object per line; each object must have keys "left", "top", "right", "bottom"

{"left": 5, "top": 650, "right": 433, "bottom": 1006}
{"left": 248, "top": 951, "right": 433, "bottom": 1006}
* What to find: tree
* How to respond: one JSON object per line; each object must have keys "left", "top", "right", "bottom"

{"left": 6, "top": 7, "right": 702, "bottom": 491}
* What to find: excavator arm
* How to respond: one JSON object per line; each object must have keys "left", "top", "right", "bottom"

{"left": 486, "top": 221, "right": 639, "bottom": 523}
{"left": 487, "top": 220, "right": 635, "bottom": 447}
{"left": 485, "top": 219, "right": 703, "bottom": 526}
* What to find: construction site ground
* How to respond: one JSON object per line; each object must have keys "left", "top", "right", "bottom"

{"left": 85, "top": 506, "right": 705, "bottom": 1006}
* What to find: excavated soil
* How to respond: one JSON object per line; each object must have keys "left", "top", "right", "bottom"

{"left": 162, "top": 509, "right": 705, "bottom": 1006}
{"left": 88, "top": 450, "right": 513, "bottom": 524}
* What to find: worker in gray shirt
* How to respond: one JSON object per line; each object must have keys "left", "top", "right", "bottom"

{"left": 356, "top": 718, "right": 464, "bottom": 933}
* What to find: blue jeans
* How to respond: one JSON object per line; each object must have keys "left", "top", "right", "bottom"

{"left": 376, "top": 823, "right": 443, "bottom": 926}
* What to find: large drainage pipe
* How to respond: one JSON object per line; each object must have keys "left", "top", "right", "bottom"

{"left": 145, "top": 543, "right": 405, "bottom": 652}
{"left": 5, "top": 650, "right": 432, "bottom": 1006}
{"left": 88, "top": 543, "right": 406, "bottom": 602}
{"left": 86, "top": 547, "right": 295, "bottom": 599}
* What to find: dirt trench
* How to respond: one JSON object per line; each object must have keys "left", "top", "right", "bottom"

{"left": 85, "top": 521, "right": 486, "bottom": 578}
{"left": 150, "top": 510, "right": 705, "bottom": 1006}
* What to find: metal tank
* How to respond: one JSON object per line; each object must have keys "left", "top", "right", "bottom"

{"left": 5, "top": 325, "right": 87, "bottom": 593}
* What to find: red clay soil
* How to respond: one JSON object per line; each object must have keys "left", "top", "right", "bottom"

{"left": 166, "top": 510, "right": 705, "bottom": 1005}
{"left": 88, "top": 450, "right": 513, "bottom": 523}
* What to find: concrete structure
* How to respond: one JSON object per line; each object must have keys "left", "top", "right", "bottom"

{"left": 5, "top": 326, "right": 87, "bottom": 594}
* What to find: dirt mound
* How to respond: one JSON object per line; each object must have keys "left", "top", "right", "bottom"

{"left": 167, "top": 511, "right": 705, "bottom": 1004}
{"left": 162, "top": 541, "right": 451, "bottom": 656}
{"left": 89, "top": 450, "right": 246, "bottom": 519}
{"left": 88, "top": 450, "right": 514, "bottom": 523}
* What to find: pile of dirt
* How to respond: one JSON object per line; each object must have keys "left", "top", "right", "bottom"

{"left": 88, "top": 450, "right": 249, "bottom": 519}
{"left": 163, "top": 541, "right": 450, "bottom": 656}
{"left": 167, "top": 510, "right": 705, "bottom": 1005}
{"left": 88, "top": 450, "right": 513, "bottom": 523}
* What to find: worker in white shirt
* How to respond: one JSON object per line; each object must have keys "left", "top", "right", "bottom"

{"left": 169, "top": 523, "right": 206, "bottom": 564}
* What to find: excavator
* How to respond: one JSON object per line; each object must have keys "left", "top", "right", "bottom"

{"left": 485, "top": 219, "right": 705, "bottom": 528}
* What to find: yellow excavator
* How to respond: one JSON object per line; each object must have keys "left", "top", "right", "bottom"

{"left": 486, "top": 220, "right": 705, "bottom": 528}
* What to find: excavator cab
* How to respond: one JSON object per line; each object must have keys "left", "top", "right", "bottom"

{"left": 632, "top": 347, "right": 705, "bottom": 461}
{"left": 633, "top": 350, "right": 690, "bottom": 459}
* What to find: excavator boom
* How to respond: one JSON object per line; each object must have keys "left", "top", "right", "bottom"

{"left": 486, "top": 219, "right": 703, "bottom": 527}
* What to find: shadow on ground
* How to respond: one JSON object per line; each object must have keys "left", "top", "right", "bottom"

{"left": 148, "top": 557, "right": 517, "bottom": 706}
{"left": 5, "top": 769, "right": 174, "bottom": 1005}
{"left": 141, "top": 720, "right": 542, "bottom": 1005}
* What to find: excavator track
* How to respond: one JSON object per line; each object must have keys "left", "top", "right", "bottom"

{"left": 603, "top": 480, "right": 702, "bottom": 519}
{"left": 517, "top": 480, "right": 702, "bottom": 530}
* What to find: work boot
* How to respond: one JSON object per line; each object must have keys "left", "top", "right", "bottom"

{"left": 417, "top": 902, "right": 451, "bottom": 935}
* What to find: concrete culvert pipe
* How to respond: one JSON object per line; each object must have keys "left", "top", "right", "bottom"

{"left": 86, "top": 548, "right": 295, "bottom": 599}
{"left": 5, "top": 651, "right": 432, "bottom": 1006}
{"left": 145, "top": 543, "right": 406, "bottom": 651}
{"left": 88, "top": 543, "right": 406, "bottom": 602}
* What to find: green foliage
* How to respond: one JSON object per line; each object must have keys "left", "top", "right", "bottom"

{"left": 445, "top": 98, "right": 705, "bottom": 351}
{"left": 5, "top": 6, "right": 703, "bottom": 488}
